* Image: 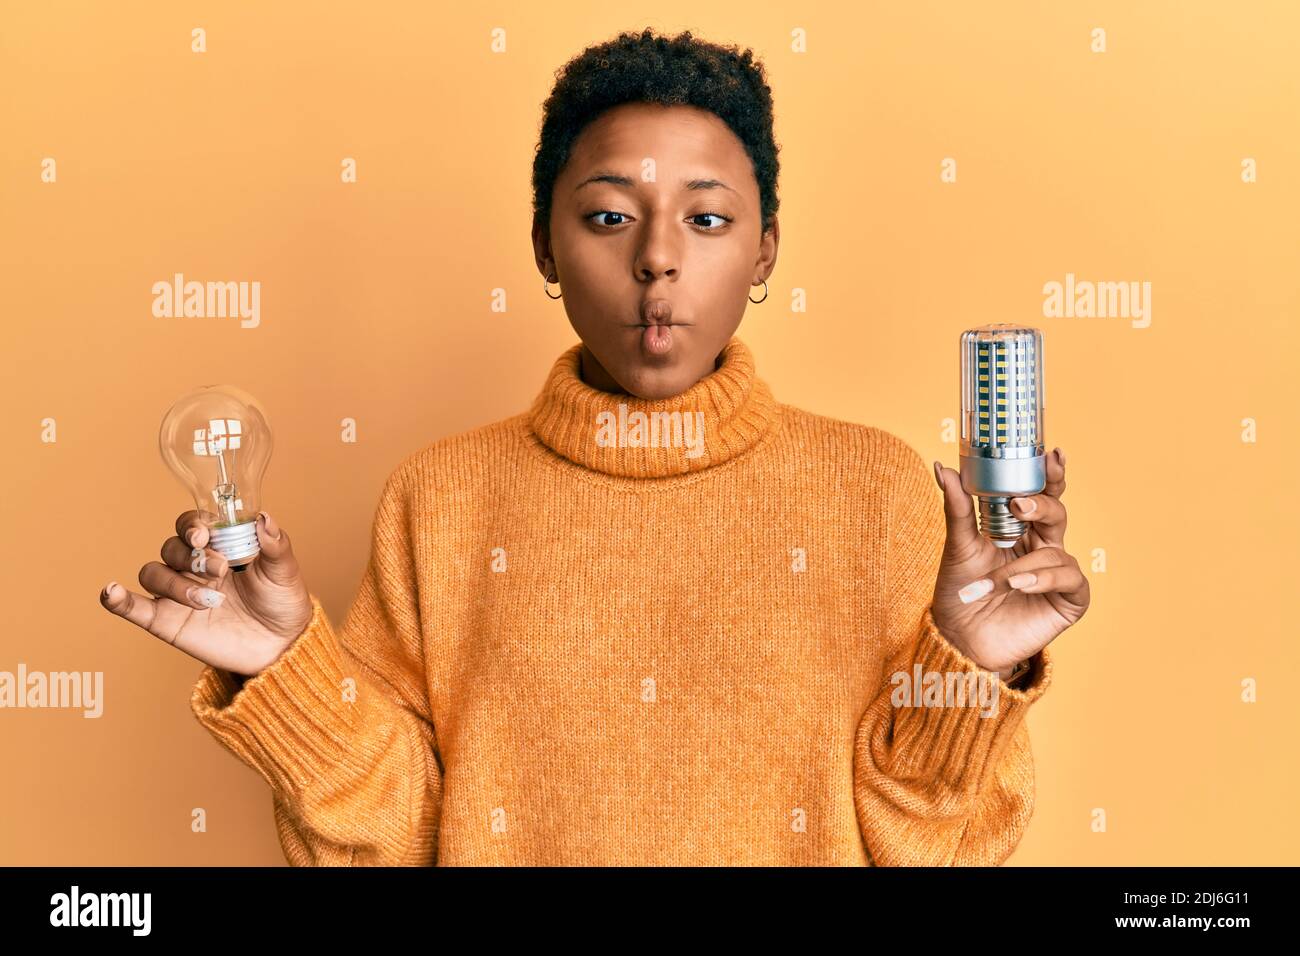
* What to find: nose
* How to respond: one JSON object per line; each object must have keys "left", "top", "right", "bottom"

{"left": 633, "top": 214, "right": 680, "bottom": 283}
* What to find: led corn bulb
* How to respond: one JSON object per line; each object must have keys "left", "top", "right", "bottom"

{"left": 158, "top": 385, "right": 273, "bottom": 571}
{"left": 959, "top": 325, "right": 1046, "bottom": 548}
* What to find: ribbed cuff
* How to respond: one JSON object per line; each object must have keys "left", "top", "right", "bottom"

{"left": 884, "top": 604, "right": 1053, "bottom": 796}
{"left": 190, "top": 595, "right": 356, "bottom": 799}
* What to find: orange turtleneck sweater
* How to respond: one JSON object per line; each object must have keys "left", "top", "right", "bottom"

{"left": 190, "top": 336, "right": 1052, "bottom": 866}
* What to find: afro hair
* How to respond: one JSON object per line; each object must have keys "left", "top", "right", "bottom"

{"left": 531, "top": 27, "right": 781, "bottom": 235}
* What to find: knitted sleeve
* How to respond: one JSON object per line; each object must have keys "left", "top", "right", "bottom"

{"left": 190, "top": 465, "right": 443, "bottom": 866}
{"left": 853, "top": 442, "right": 1054, "bottom": 866}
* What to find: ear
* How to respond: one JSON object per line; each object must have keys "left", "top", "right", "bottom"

{"left": 755, "top": 214, "right": 780, "bottom": 283}
{"left": 531, "top": 215, "right": 556, "bottom": 281}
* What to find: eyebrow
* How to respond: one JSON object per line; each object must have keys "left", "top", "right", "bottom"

{"left": 574, "top": 172, "right": 737, "bottom": 194}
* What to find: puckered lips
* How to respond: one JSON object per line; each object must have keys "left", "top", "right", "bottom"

{"left": 639, "top": 297, "right": 676, "bottom": 358}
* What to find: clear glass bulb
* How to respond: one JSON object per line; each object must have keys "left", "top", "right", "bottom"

{"left": 959, "top": 324, "right": 1046, "bottom": 548}
{"left": 158, "top": 385, "right": 273, "bottom": 571}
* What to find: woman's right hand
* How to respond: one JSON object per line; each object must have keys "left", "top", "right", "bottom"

{"left": 99, "top": 510, "right": 315, "bottom": 679}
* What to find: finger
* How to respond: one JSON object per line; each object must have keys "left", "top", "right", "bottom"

{"left": 956, "top": 547, "right": 1070, "bottom": 603}
{"left": 1009, "top": 491, "right": 1067, "bottom": 548}
{"left": 139, "top": 560, "right": 225, "bottom": 611}
{"left": 161, "top": 535, "right": 229, "bottom": 580}
{"left": 1042, "top": 447, "right": 1066, "bottom": 500}
{"left": 253, "top": 511, "right": 302, "bottom": 586}
{"left": 101, "top": 580, "right": 220, "bottom": 659}
{"left": 100, "top": 581, "right": 162, "bottom": 632}
{"left": 176, "top": 510, "right": 219, "bottom": 550}
{"left": 1005, "top": 561, "right": 1089, "bottom": 604}
{"left": 933, "top": 461, "right": 983, "bottom": 561}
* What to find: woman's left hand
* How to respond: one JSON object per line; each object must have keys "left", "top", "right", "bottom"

{"left": 929, "top": 447, "right": 1090, "bottom": 678}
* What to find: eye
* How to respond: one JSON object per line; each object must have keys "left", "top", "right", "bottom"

{"left": 587, "top": 211, "right": 631, "bottom": 228}
{"left": 689, "top": 212, "right": 733, "bottom": 230}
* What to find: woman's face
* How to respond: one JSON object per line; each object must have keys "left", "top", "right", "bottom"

{"left": 533, "top": 102, "right": 779, "bottom": 400}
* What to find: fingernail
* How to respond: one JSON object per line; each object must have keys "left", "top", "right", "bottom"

{"left": 187, "top": 586, "right": 224, "bottom": 609}
{"left": 933, "top": 461, "right": 943, "bottom": 490}
{"left": 958, "top": 578, "right": 994, "bottom": 603}
{"left": 1055, "top": 447, "right": 1066, "bottom": 466}
{"left": 102, "top": 581, "right": 118, "bottom": 600}
{"left": 1008, "top": 572, "right": 1037, "bottom": 589}
{"left": 1013, "top": 496, "right": 1037, "bottom": 514}
{"left": 258, "top": 511, "right": 280, "bottom": 539}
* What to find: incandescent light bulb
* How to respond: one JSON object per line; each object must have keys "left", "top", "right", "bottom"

{"left": 158, "top": 384, "right": 273, "bottom": 572}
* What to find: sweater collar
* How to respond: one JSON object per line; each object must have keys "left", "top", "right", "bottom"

{"left": 526, "top": 335, "right": 781, "bottom": 478}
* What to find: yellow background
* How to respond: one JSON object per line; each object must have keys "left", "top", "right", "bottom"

{"left": 1, "top": 1, "right": 1296, "bottom": 865}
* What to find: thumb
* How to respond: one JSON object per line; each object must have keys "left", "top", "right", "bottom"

{"left": 932, "top": 461, "right": 982, "bottom": 561}
{"left": 254, "top": 511, "right": 301, "bottom": 585}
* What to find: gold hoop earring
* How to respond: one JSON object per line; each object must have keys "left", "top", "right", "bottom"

{"left": 748, "top": 279, "right": 769, "bottom": 304}
{"left": 543, "top": 273, "right": 562, "bottom": 299}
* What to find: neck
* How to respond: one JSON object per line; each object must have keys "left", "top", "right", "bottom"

{"left": 577, "top": 346, "right": 727, "bottom": 395}
{"left": 527, "top": 336, "right": 782, "bottom": 479}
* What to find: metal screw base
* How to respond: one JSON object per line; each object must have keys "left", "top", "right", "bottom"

{"left": 977, "top": 496, "right": 1027, "bottom": 548}
{"left": 209, "top": 519, "right": 261, "bottom": 567}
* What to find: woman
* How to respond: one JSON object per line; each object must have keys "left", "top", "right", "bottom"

{"left": 99, "top": 27, "right": 1089, "bottom": 866}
